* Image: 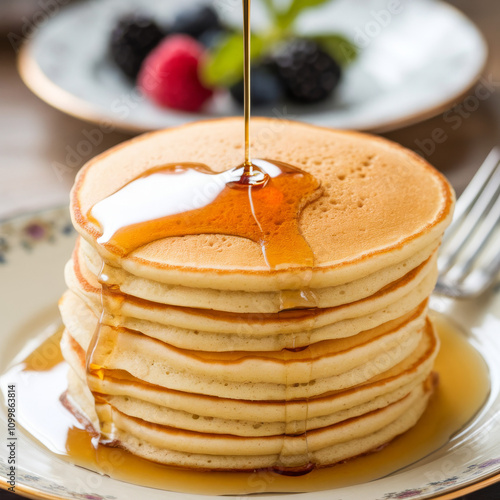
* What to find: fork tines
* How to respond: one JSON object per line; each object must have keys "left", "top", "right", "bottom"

{"left": 436, "top": 147, "right": 500, "bottom": 298}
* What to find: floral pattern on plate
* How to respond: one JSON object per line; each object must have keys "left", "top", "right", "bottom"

{"left": 0, "top": 207, "right": 74, "bottom": 264}
{"left": 0, "top": 461, "right": 116, "bottom": 500}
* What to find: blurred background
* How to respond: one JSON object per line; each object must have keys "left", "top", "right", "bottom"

{"left": 0, "top": 0, "right": 499, "bottom": 499}
{"left": 0, "top": 0, "right": 499, "bottom": 222}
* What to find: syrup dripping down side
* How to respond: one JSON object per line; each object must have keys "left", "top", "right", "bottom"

{"left": 85, "top": 157, "right": 323, "bottom": 472}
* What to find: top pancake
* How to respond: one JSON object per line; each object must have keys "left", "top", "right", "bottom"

{"left": 71, "top": 118, "right": 454, "bottom": 291}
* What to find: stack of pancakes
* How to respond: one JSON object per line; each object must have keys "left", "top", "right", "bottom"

{"left": 60, "top": 118, "right": 454, "bottom": 470}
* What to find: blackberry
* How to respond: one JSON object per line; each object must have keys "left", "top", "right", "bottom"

{"left": 230, "top": 64, "right": 285, "bottom": 107}
{"left": 110, "top": 14, "right": 165, "bottom": 80}
{"left": 272, "top": 39, "right": 342, "bottom": 103}
{"left": 171, "top": 5, "right": 221, "bottom": 39}
{"left": 198, "top": 28, "right": 227, "bottom": 50}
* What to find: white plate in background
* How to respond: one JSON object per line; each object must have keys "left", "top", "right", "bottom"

{"left": 18, "top": 0, "right": 487, "bottom": 133}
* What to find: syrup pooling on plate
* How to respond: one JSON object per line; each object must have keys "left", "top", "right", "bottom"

{"left": 1, "top": 315, "right": 490, "bottom": 494}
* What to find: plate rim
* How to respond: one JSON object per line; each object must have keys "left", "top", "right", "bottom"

{"left": 17, "top": 1, "right": 489, "bottom": 135}
{"left": 2, "top": 442, "right": 500, "bottom": 500}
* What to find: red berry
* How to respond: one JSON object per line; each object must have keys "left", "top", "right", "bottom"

{"left": 138, "top": 35, "right": 213, "bottom": 112}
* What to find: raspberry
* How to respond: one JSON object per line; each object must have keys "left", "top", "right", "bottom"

{"left": 272, "top": 39, "right": 342, "bottom": 103}
{"left": 109, "top": 15, "right": 165, "bottom": 80}
{"left": 138, "top": 35, "right": 214, "bottom": 112}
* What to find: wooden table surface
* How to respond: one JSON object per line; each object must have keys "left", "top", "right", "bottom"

{"left": 0, "top": 1, "right": 499, "bottom": 499}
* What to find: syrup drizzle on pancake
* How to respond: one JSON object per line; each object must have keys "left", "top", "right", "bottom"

{"left": 88, "top": 159, "right": 322, "bottom": 268}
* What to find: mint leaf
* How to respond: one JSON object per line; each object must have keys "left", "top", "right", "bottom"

{"left": 314, "top": 34, "right": 358, "bottom": 66}
{"left": 201, "top": 33, "right": 266, "bottom": 87}
{"left": 276, "top": 0, "right": 332, "bottom": 31}
{"left": 261, "top": 0, "right": 278, "bottom": 19}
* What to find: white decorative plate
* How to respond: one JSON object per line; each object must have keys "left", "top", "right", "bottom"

{"left": 18, "top": 0, "right": 487, "bottom": 133}
{"left": 1, "top": 206, "right": 500, "bottom": 500}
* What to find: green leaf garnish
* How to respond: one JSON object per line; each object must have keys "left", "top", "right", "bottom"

{"left": 275, "top": 0, "right": 332, "bottom": 31}
{"left": 200, "top": 33, "right": 266, "bottom": 87}
{"left": 261, "top": 0, "right": 278, "bottom": 18}
{"left": 201, "top": 1, "right": 358, "bottom": 88}
{"left": 313, "top": 34, "right": 358, "bottom": 66}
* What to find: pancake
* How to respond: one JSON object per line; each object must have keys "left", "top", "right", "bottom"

{"left": 62, "top": 321, "right": 438, "bottom": 469}
{"left": 58, "top": 118, "right": 454, "bottom": 472}
{"left": 60, "top": 287, "right": 430, "bottom": 352}
{"left": 71, "top": 118, "right": 454, "bottom": 291}
{"left": 64, "top": 337, "right": 435, "bottom": 470}
{"left": 62, "top": 319, "right": 438, "bottom": 427}
{"left": 80, "top": 235, "right": 441, "bottom": 312}
{"left": 61, "top": 291, "right": 429, "bottom": 369}
{"left": 65, "top": 237, "right": 438, "bottom": 347}
{"left": 61, "top": 306, "right": 428, "bottom": 400}
{"left": 66, "top": 365, "right": 432, "bottom": 471}
{"left": 99, "top": 392, "right": 431, "bottom": 470}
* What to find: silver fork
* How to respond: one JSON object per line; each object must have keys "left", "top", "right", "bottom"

{"left": 435, "top": 147, "right": 500, "bottom": 299}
